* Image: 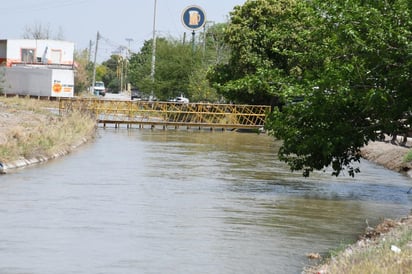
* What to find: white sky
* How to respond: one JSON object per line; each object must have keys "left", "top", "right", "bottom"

{"left": 0, "top": 0, "right": 247, "bottom": 61}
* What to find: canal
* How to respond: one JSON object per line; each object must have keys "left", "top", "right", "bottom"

{"left": 0, "top": 128, "right": 411, "bottom": 273}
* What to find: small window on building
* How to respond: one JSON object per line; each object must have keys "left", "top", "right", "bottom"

{"left": 21, "top": 48, "right": 35, "bottom": 63}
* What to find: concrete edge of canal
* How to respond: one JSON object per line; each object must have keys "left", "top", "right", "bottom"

{"left": 0, "top": 136, "right": 92, "bottom": 174}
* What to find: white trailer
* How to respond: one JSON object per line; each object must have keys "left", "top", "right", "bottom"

{"left": 2, "top": 66, "right": 74, "bottom": 98}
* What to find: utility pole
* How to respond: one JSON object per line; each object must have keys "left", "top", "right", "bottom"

{"left": 91, "top": 31, "right": 100, "bottom": 95}
{"left": 202, "top": 24, "right": 207, "bottom": 63}
{"left": 125, "top": 38, "right": 133, "bottom": 92}
{"left": 120, "top": 56, "right": 123, "bottom": 93}
{"left": 88, "top": 40, "right": 93, "bottom": 63}
{"left": 125, "top": 38, "right": 133, "bottom": 56}
{"left": 191, "top": 30, "right": 195, "bottom": 53}
{"left": 150, "top": 0, "right": 157, "bottom": 99}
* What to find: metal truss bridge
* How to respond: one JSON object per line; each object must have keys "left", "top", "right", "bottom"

{"left": 59, "top": 98, "right": 270, "bottom": 130}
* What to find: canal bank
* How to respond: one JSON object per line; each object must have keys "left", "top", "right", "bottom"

{"left": 0, "top": 97, "right": 96, "bottom": 174}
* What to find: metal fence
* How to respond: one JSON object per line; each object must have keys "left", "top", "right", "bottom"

{"left": 59, "top": 98, "right": 270, "bottom": 130}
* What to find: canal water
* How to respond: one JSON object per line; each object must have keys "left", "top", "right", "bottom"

{"left": 0, "top": 128, "right": 411, "bottom": 274}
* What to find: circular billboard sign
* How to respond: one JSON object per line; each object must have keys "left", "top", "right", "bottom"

{"left": 181, "top": 5, "right": 206, "bottom": 31}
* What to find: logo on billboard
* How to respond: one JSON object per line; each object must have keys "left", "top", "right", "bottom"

{"left": 53, "top": 81, "right": 62, "bottom": 93}
{"left": 182, "top": 5, "right": 206, "bottom": 31}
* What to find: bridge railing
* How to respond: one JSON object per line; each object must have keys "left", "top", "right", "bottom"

{"left": 59, "top": 98, "right": 270, "bottom": 129}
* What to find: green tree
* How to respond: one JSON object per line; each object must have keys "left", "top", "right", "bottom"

{"left": 126, "top": 23, "right": 232, "bottom": 103}
{"left": 128, "top": 38, "right": 202, "bottom": 100}
{"left": 73, "top": 49, "right": 93, "bottom": 94}
{"left": 95, "top": 65, "right": 108, "bottom": 84}
{"left": 204, "top": 23, "right": 231, "bottom": 65}
{"left": 128, "top": 39, "right": 153, "bottom": 97}
{"left": 189, "top": 67, "right": 220, "bottom": 102}
{"left": 210, "top": 0, "right": 412, "bottom": 176}
{"left": 102, "top": 55, "right": 124, "bottom": 93}
{"left": 207, "top": 0, "right": 305, "bottom": 105}
{"left": 268, "top": 0, "right": 412, "bottom": 177}
{"left": 188, "top": 23, "right": 229, "bottom": 102}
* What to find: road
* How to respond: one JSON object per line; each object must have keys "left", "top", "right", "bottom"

{"left": 104, "top": 92, "right": 130, "bottom": 100}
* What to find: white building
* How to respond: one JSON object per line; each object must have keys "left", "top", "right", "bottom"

{"left": 0, "top": 39, "right": 75, "bottom": 98}
{"left": 0, "top": 39, "right": 74, "bottom": 67}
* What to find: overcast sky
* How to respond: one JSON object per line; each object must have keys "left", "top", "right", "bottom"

{"left": 0, "top": 0, "right": 247, "bottom": 61}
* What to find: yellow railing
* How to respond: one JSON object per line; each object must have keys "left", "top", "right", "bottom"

{"left": 59, "top": 98, "right": 270, "bottom": 129}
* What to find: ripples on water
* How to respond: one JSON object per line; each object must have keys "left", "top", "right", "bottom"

{"left": 0, "top": 128, "right": 411, "bottom": 274}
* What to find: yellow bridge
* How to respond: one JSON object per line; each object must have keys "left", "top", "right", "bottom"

{"left": 59, "top": 98, "right": 270, "bottom": 130}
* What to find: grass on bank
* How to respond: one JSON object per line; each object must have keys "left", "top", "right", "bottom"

{"left": 404, "top": 149, "right": 412, "bottom": 163}
{"left": 0, "top": 97, "right": 97, "bottom": 163}
{"left": 307, "top": 218, "right": 412, "bottom": 274}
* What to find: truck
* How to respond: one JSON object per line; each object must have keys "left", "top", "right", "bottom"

{"left": 1, "top": 66, "right": 74, "bottom": 98}
{"left": 91, "top": 81, "right": 106, "bottom": 96}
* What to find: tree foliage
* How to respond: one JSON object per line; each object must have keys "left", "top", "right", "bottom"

{"left": 128, "top": 38, "right": 203, "bottom": 100}
{"left": 208, "top": 0, "right": 307, "bottom": 105}
{"left": 101, "top": 55, "right": 125, "bottom": 93}
{"left": 73, "top": 49, "right": 93, "bottom": 94}
{"left": 210, "top": 0, "right": 412, "bottom": 176}
{"left": 189, "top": 67, "right": 220, "bottom": 102}
{"left": 204, "top": 23, "right": 231, "bottom": 65}
{"left": 125, "top": 23, "right": 231, "bottom": 102}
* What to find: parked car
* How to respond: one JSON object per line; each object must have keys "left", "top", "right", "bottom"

{"left": 131, "top": 89, "right": 142, "bottom": 100}
{"left": 176, "top": 96, "right": 189, "bottom": 103}
{"left": 92, "top": 81, "right": 106, "bottom": 96}
{"left": 169, "top": 95, "right": 189, "bottom": 103}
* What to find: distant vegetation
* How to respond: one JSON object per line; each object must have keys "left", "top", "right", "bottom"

{"left": 73, "top": 23, "right": 229, "bottom": 101}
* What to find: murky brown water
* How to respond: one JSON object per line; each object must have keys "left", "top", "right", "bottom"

{"left": 0, "top": 128, "right": 411, "bottom": 273}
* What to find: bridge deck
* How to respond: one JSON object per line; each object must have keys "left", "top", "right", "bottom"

{"left": 59, "top": 98, "right": 270, "bottom": 130}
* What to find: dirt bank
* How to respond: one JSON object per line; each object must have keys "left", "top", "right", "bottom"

{"left": 306, "top": 215, "right": 412, "bottom": 274}
{"left": 361, "top": 140, "right": 412, "bottom": 177}
{"left": 0, "top": 97, "right": 96, "bottom": 173}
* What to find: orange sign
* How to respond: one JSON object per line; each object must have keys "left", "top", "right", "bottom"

{"left": 53, "top": 82, "right": 62, "bottom": 92}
